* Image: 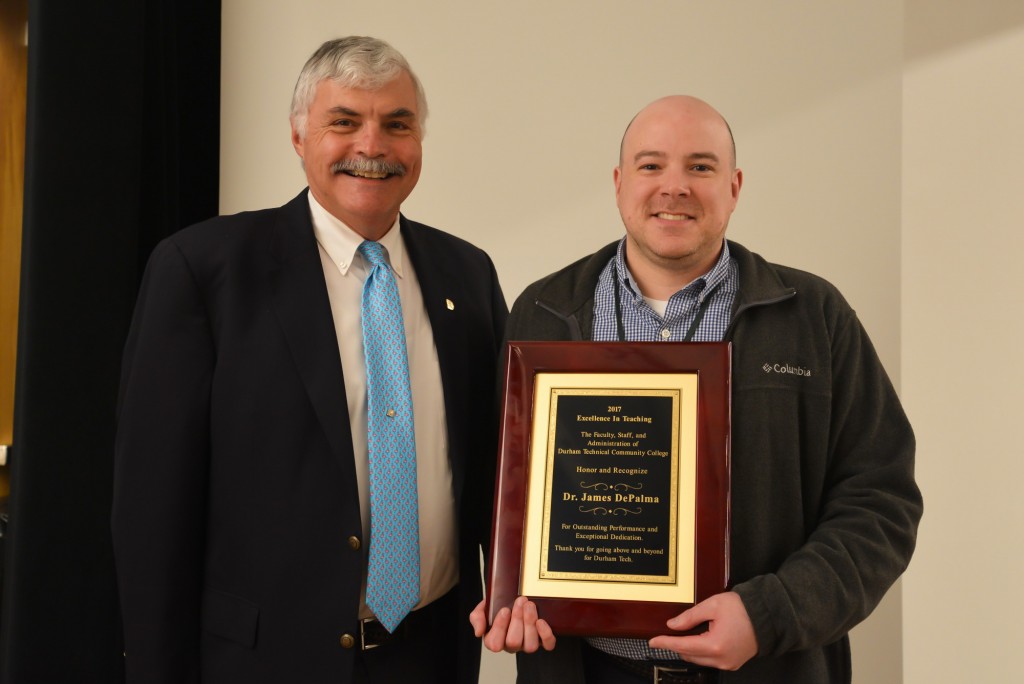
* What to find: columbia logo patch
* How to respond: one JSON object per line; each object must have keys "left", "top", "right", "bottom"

{"left": 763, "top": 362, "right": 813, "bottom": 377}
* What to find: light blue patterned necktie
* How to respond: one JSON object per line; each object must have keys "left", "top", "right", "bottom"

{"left": 358, "top": 239, "right": 420, "bottom": 633}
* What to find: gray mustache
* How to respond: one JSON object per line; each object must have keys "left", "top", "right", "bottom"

{"left": 331, "top": 158, "right": 406, "bottom": 177}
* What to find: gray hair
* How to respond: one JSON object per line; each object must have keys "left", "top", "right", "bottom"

{"left": 290, "top": 36, "right": 428, "bottom": 139}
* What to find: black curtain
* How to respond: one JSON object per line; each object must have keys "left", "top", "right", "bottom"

{"left": 0, "top": 1, "right": 220, "bottom": 681}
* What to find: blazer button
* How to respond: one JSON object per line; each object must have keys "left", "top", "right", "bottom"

{"left": 340, "top": 634, "right": 355, "bottom": 649}
{"left": 347, "top": 536, "right": 361, "bottom": 550}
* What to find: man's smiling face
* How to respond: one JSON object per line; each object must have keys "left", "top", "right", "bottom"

{"left": 291, "top": 71, "right": 423, "bottom": 239}
{"left": 614, "top": 96, "right": 741, "bottom": 282}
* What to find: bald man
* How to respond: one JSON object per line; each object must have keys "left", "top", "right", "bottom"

{"left": 471, "top": 96, "right": 921, "bottom": 684}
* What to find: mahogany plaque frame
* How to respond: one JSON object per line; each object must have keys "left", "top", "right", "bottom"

{"left": 486, "top": 341, "right": 731, "bottom": 638}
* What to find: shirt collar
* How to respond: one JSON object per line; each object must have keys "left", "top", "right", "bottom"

{"left": 307, "top": 191, "right": 405, "bottom": 278}
{"left": 614, "top": 237, "right": 732, "bottom": 303}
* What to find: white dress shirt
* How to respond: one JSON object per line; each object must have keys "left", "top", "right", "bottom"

{"left": 308, "top": 193, "right": 458, "bottom": 620}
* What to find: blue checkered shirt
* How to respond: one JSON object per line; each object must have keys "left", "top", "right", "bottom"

{"left": 587, "top": 237, "right": 738, "bottom": 660}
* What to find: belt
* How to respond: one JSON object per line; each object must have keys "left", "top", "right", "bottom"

{"left": 590, "top": 646, "right": 719, "bottom": 684}
{"left": 358, "top": 616, "right": 391, "bottom": 650}
{"left": 357, "top": 588, "right": 455, "bottom": 651}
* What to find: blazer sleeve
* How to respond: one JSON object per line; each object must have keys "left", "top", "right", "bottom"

{"left": 112, "top": 238, "right": 214, "bottom": 684}
{"left": 478, "top": 254, "right": 508, "bottom": 553}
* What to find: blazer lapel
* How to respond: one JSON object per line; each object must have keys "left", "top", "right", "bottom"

{"left": 400, "top": 216, "right": 470, "bottom": 503}
{"left": 267, "top": 191, "right": 355, "bottom": 466}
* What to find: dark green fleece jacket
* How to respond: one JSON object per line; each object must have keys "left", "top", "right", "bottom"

{"left": 512, "top": 240, "right": 922, "bottom": 684}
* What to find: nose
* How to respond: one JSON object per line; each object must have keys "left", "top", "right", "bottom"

{"left": 661, "top": 169, "right": 690, "bottom": 197}
{"left": 354, "top": 123, "right": 387, "bottom": 157}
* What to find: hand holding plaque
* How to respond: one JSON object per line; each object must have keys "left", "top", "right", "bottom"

{"left": 471, "top": 596, "right": 556, "bottom": 654}
{"left": 485, "top": 341, "right": 731, "bottom": 638}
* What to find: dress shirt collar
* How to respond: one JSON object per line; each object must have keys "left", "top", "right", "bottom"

{"left": 307, "top": 191, "right": 406, "bottom": 278}
{"left": 614, "top": 237, "right": 732, "bottom": 304}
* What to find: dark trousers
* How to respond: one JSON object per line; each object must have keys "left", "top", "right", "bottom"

{"left": 353, "top": 588, "right": 459, "bottom": 683}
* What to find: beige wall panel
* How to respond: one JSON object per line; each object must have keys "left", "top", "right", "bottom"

{"left": 902, "top": 1, "right": 1024, "bottom": 681}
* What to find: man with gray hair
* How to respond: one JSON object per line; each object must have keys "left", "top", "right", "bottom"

{"left": 113, "top": 36, "right": 506, "bottom": 683}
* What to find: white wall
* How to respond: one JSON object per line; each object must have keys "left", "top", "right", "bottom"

{"left": 221, "top": 2, "right": 909, "bottom": 681}
{"left": 902, "top": 2, "right": 1024, "bottom": 681}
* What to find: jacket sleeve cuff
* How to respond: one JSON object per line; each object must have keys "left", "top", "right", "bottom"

{"left": 732, "top": 575, "right": 788, "bottom": 657}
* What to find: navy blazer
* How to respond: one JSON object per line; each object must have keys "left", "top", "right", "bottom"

{"left": 113, "top": 190, "right": 507, "bottom": 683}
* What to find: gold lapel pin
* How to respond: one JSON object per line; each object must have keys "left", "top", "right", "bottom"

{"left": 446, "top": 298, "right": 455, "bottom": 311}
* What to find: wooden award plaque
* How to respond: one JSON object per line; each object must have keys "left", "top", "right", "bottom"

{"left": 485, "top": 341, "right": 731, "bottom": 638}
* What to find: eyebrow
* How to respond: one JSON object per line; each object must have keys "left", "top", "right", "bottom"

{"left": 324, "top": 106, "right": 417, "bottom": 120}
{"left": 632, "top": 150, "right": 666, "bottom": 163}
{"left": 632, "top": 150, "right": 721, "bottom": 164}
{"left": 327, "top": 106, "right": 360, "bottom": 118}
{"left": 688, "top": 152, "right": 721, "bottom": 163}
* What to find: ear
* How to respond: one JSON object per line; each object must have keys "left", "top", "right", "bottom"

{"left": 613, "top": 165, "right": 622, "bottom": 199}
{"left": 731, "top": 168, "right": 743, "bottom": 200}
{"left": 290, "top": 118, "right": 305, "bottom": 160}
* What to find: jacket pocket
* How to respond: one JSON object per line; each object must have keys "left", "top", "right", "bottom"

{"left": 201, "top": 586, "right": 259, "bottom": 648}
